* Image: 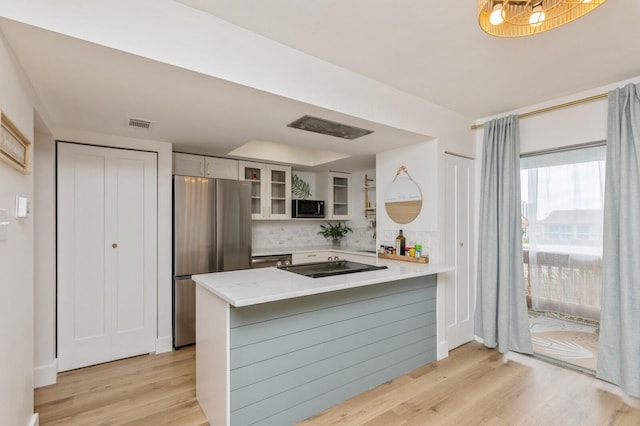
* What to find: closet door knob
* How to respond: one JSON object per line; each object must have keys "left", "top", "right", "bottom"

{"left": 112, "top": 243, "right": 118, "bottom": 248}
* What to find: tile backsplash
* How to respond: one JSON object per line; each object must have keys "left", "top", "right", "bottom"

{"left": 251, "top": 221, "right": 437, "bottom": 262}
{"left": 252, "top": 221, "right": 376, "bottom": 251}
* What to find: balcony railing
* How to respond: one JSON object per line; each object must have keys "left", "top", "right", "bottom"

{"left": 523, "top": 250, "right": 601, "bottom": 321}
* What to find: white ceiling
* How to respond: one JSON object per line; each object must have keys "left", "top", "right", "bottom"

{"left": 2, "top": 1, "right": 639, "bottom": 170}
{"left": 178, "top": 0, "right": 640, "bottom": 117}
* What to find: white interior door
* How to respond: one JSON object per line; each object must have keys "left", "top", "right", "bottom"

{"left": 110, "top": 152, "right": 157, "bottom": 359}
{"left": 57, "top": 142, "right": 157, "bottom": 371}
{"left": 444, "top": 153, "right": 475, "bottom": 350}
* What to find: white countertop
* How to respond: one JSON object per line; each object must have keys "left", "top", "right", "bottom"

{"left": 193, "top": 258, "right": 454, "bottom": 307}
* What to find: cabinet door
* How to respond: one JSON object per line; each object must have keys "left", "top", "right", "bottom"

{"left": 57, "top": 142, "right": 157, "bottom": 371}
{"left": 239, "top": 161, "right": 266, "bottom": 219}
{"left": 239, "top": 161, "right": 291, "bottom": 219}
{"left": 173, "top": 152, "right": 204, "bottom": 176}
{"left": 329, "top": 172, "right": 352, "bottom": 220}
{"left": 205, "top": 157, "right": 238, "bottom": 180}
{"left": 267, "top": 165, "right": 291, "bottom": 219}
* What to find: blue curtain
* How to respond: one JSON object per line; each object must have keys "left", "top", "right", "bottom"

{"left": 597, "top": 83, "right": 640, "bottom": 398}
{"left": 475, "top": 115, "right": 533, "bottom": 354}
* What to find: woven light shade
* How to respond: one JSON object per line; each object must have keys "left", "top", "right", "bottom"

{"left": 478, "top": 0, "right": 607, "bottom": 37}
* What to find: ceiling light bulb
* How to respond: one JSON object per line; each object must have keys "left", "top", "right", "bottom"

{"left": 529, "top": 5, "right": 546, "bottom": 27}
{"left": 489, "top": 4, "right": 504, "bottom": 26}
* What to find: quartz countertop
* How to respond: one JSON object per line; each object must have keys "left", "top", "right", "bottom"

{"left": 193, "top": 258, "right": 453, "bottom": 307}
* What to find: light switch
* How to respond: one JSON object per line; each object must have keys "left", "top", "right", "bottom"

{"left": 15, "top": 196, "right": 28, "bottom": 218}
{"left": 0, "top": 209, "right": 8, "bottom": 241}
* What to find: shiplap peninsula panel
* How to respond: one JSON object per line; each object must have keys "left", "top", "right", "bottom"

{"left": 228, "top": 275, "right": 437, "bottom": 425}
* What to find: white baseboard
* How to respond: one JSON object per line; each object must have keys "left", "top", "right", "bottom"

{"left": 155, "top": 335, "right": 173, "bottom": 354}
{"left": 34, "top": 359, "right": 57, "bottom": 388}
{"left": 28, "top": 413, "right": 39, "bottom": 426}
{"left": 437, "top": 340, "right": 449, "bottom": 360}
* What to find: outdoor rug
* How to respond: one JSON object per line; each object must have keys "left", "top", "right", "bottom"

{"left": 529, "top": 313, "right": 599, "bottom": 372}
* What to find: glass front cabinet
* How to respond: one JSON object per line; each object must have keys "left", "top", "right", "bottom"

{"left": 318, "top": 171, "right": 352, "bottom": 220}
{"left": 239, "top": 161, "right": 291, "bottom": 219}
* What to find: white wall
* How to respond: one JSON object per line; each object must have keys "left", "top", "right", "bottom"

{"left": 33, "top": 130, "right": 57, "bottom": 387}
{"left": 0, "top": 0, "right": 475, "bottom": 144}
{"left": 376, "top": 141, "right": 439, "bottom": 260}
{"left": 0, "top": 29, "right": 36, "bottom": 426}
{"left": 475, "top": 75, "right": 640, "bottom": 154}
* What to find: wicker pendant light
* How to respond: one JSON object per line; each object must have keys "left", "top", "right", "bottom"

{"left": 478, "top": 0, "right": 607, "bottom": 37}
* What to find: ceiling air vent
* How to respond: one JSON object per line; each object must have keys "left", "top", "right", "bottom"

{"left": 128, "top": 118, "right": 152, "bottom": 129}
{"left": 287, "top": 115, "right": 373, "bottom": 140}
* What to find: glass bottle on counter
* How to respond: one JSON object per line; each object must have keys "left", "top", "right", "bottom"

{"left": 395, "top": 229, "right": 406, "bottom": 255}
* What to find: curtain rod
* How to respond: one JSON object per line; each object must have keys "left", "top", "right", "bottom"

{"left": 470, "top": 93, "right": 608, "bottom": 130}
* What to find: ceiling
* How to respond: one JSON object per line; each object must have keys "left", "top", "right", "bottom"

{"left": 1, "top": 1, "right": 639, "bottom": 170}
{"left": 177, "top": 0, "right": 640, "bottom": 117}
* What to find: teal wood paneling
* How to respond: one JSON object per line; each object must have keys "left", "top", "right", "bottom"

{"left": 231, "top": 326, "right": 435, "bottom": 411}
{"left": 230, "top": 276, "right": 436, "bottom": 327}
{"left": 255, "top": 350, "right": 435, "bottom": 426}
{"left": 230, "top": 286, "right": 434, "bottom": 348}
{"left": 231, "top": 311, "right": 435, "bottom": 390}
{"left": 229, "top": 275, "right": 437, "bottom": 426}
{"left": 231, "top": 295, "right": 435, "bottom": 369}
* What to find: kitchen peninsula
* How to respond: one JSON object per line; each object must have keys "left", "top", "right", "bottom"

{"left": 194, "top": 256, "right": 453, "bottom": 426}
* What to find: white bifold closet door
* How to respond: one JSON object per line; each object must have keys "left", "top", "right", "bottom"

{"left": 444, "top": 153, "right": 475, "bottom": 350}
{"left": 57, "top": 142, "right": 157, "bottom": 371}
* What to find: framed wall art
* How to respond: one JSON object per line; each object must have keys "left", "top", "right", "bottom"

{"left": 0, "top": 110, "right": 31, "bottom": 174}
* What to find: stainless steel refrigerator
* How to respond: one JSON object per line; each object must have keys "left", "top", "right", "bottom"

{"left": 173, "top": 176, "right": 252, "bottom": 347}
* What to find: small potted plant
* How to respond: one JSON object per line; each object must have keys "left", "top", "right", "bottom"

{"left": 319, "top": 221, "right": 352, "bottom": 248}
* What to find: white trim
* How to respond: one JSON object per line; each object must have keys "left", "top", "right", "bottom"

{"left": 33, "top": 359, "right": 57, "bottom": 388}
{"left": 155, "top": 335, "right": 173, "bottom": 354}
{"left": 436, "top": 277, "right": 449, "bottom": 360}
{"left": 437, "top": 340, "right": 449, "bottom": 361}
{"left": 28, "top": 413, "right": 39, "bottom": 426}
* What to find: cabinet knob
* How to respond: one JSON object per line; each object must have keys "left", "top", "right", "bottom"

{"left": 459, "top": 241, "right": 464, "bottom": 247}
{"left": 112, "top": 243, "right": 118, "bottom": 248}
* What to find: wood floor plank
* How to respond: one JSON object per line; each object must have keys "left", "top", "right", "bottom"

{"left": 299, "top": 342, "right": 640, "bottom": 426}
{"left": 35, "top": 341, "right": 640, "bottom": 426}
{"left": 35, "top": 346, "right": 207, "bottom": 426}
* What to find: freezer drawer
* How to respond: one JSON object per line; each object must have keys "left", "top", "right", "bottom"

{"left": 174, "top": 278, "right": 196, "bottom": 347}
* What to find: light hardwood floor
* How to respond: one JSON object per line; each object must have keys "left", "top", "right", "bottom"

{"left": 35, "top": 342, "right": 640, "bottom": 425}
{"left": 34, "top": 346, "right": 207, "bottom": 425}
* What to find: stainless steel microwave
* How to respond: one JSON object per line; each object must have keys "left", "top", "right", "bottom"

{"left": 291, "top": 199, "right": 325, "bottom": 218}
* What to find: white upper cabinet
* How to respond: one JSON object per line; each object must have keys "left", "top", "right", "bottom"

{"left": 239, "top": 160, "right": 291, "bottom": 219}
{"left": 318, "top": 171, "right": 352, "bottom": 220}
{"left": 173, "top": 153, "right": 204, "bottom": 176}
{"left": 205, "top": 156, "right": 238, "bottom": 179}
{"left": 172, "top": 152, "right": 238, "bottom": 180}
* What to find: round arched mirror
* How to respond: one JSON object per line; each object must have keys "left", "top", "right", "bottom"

{"left": 384, "top": 166, "right": 423, "bottom": 224}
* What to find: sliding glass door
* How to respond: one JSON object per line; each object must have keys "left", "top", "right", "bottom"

{"left": 520, "top": 145, "right": 605, "bottom": 321}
